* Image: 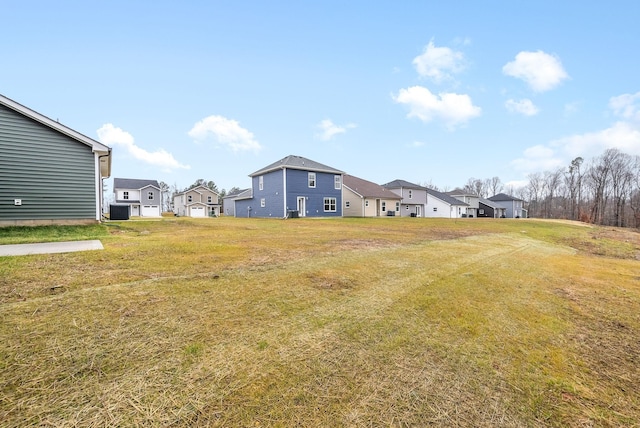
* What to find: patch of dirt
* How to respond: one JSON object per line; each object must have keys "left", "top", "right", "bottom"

{"left": 306, "top": 273, "right": 353, "bottom": 290}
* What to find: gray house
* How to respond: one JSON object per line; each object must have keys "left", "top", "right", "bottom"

{"left": 234, "top": 155, "right": 344, "bottom": 218}
{"left": 113, "top": 178, "right": 162, "bottom": 217}
{"left": 487, "top": 193, "right": 526, "bottom": 218}
{"left": 382, "top": 179, "right": 428, "bottom": 217}
{"left": 342, "top": 174, "right": 402, "bottom": 217}
{"left": 425, "top": 188, "right": 468, "bottom": 218}
{"left": 222, "top": 188, "right": 250, "bottom": 217}
{"left": 0, "top": 94, "right": 112, "bottom": 226}
{"left": 478, "top": 198, "right": 507, "bottom": 218}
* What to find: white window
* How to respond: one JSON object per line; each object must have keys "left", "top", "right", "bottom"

{"left": 479, "top": 209, "right": 485, "bottom": 215}
{"left": 381, "top": 201, "right": 386, "bottom": 212}
{"left": 365, "top": 200, "right": 369, "bottom": 207}
{"left": 148, "top": 191, "right": 154, "bottom": 200}
{"left": 334, "top": 175, "right": 341, "bottom": 190}
{"left": 406, "top": 205, "right": 409, "bottom": 210}
{"left": 259, "top": 176, "right": 264, "bottom": 191}
{"left": 308, "top": 172, "right": 316, "bottom": 188}
{"left": 433, "top": 207, "right": 438, "bottom": 212}
{"left": 345, "top": 201, "right": 350, "bottom": 208}
{"left": 208, "top": 196, "right": 212, "bottom": 203}
{"left": 396, "top": 202, "right": 400, "bottom": 211}
{"left": 408, "top": 190, "right": 413, "bottom": 199}
{"left": 324, "top": 197, "right": 336, "bottom": 212}
{"left": 188, "top": 195, "right": 193, "bottom": 202}
{"left": 123, "top": 191, "right": 129, "bottom": 200}
{"left": 260, "top": 198, "right": 266, "bottom": 207}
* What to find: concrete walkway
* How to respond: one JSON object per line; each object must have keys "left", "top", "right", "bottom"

{"left": 0, "top": 240, "right": 104, "bottom": 257}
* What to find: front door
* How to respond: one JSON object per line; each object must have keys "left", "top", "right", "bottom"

{"left": 415, "top": 205, "right": 422, "bottom": 217}
{"left": 131, "top": 205, "right": 140, "bottom": 216}
{"left": 297, "top": 197, "right": 306, "bottom": 217}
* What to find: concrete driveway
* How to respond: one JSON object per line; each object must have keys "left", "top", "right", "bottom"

{"left": 0, "top": 240, "right": 104, "bottom": 257}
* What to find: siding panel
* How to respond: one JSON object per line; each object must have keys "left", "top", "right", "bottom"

{"left": 0, "top": 104, "right": 96, "bottom": 221}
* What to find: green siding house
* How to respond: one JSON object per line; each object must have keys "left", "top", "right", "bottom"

{"left": 0, "top": 94, "right": 112, "bottom": 226}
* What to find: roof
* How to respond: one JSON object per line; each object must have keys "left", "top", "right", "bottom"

{"left": 175, "top": 184, "right": 219, "bottom": 196}
{"left": 427, "top": 188, "right": 469, "bottom": 206}
{"left": 488, "top": 193, "right": 523, "bottom": 202}
{"left": 249, "top": 155, "right": 343, "bottom": 177}
{"left": 223, "top": 188, "right": 251, "bottom": 199}
{"left": 113, "top": 178, "right": 160, "bottom": 190}
{"left": 0, "top": 93, "right": 112, "bottom": 177}
{"left": 381, "top": 179, "right": 427, "bottom": 190}
{"left": 479, "top": 198, "right": 503, "bottom": 209}
{"left": 446, "top": 188, "right": 479, "bottom": 197}
{"left": 343, "top": 174, "right": 402, "bottom": 199}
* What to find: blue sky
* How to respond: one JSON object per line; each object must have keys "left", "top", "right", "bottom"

{"left": 3, "top": 1, "right": 640, "bottom": 194}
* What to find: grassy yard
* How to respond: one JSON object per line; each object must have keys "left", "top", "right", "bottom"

{"left": 1, "top": 217, "right": 639, "bottom": 426}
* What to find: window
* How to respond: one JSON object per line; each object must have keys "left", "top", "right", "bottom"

{"left": 308, "top": 172, "right": 316, "bottom": 188}
{"left": 208, "top": 196, "right": 212, "bottom": 203}
{"left": 259, "top": 176, "right": 264, "bottom": 191}
{"left": 188, "top": 195, "right": 193, "bottom": 202}
{"left": 433, "top": 207, "right": 438, "bottom": 212}
{"left": 345, "top": 201, "right": 350, "bottom": 208}
{"left": 324, "top": 197, "right": 336, "bottom": 212}
{"left": 406, "top": 205, "right": 409, "bottom": 210}
{"left": 260, "top": 198, "right": 266, "bottom": 207}
{"left": 408, "top": 190, "right": 413, "bottom": 199}
{"left": 365, "top": 200, "right": 369, "bottom": 207}
{"left": 123, "top": 191, "right": 129, "bottom": 200}
{"left": 148, "top": 191, "right": 154, "bottom": 200}
{"left": 334, "top": 175, "right": 342, "bottom": 189}
{"left": 381, "top": 201, "right": 386, "bottom": 212}
{"left": 396, "top": 202, "right": 400, "bottom": 212}
{"left": 479, "top": 209, "right": 485, "bottom": 215}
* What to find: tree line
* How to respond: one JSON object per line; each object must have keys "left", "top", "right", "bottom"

{"left": 450, "top": 148, "right": 640, "bottom": 228}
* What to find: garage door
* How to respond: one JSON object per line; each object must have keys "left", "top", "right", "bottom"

{"left": 190, "top": 206, "right": 206, "bottom": 217}
{"left": 141, "top": 205, "right": 160, "bottom": 217}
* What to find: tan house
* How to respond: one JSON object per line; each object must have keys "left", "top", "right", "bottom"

{"left": 343, "top": 174, "right": 403, "bottom": 217}
{"left": 173, "top": 185, "right": 220, "bottom": 217}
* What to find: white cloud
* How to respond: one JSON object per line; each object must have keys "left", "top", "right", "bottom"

{"left": 188, "top": 115, "right": 262, "bottom": 153}
{"left": 551, "top": 121, "right": 640, "bottom": 157}
{"left": 315, "top": 119, "right": 356, "bottom": 141}
{"left": 511, "top": 144, "right": 564, "bottom": 172}
{"left": 393, "top": 85, "right": 481, "bottom": 129}
{"left": 609, "top": 91, "right": 640, "bottom": 121}
{"left": 502, "top": 50, "right": 569, "bottom": 92}
{"left": 408, "top": 141, "right": 426, "bottom": 148}
{"left": 511, "top": 92, "right": 640, "bottom": 175}
{"left": 505, "top": 98, "right": 539, "bottom": 116}
{"left": 413, "top": 40, "right": 466, "bottom": 83}
{"left": 96, "top": 123, "right": 190, "bottom": 171}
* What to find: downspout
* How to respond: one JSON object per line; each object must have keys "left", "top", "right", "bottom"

{"left": 282, "top": 168, "right": 287, "bottom": 218}
{"left": 97, "top": 150, "right": 111, "bottom": 221}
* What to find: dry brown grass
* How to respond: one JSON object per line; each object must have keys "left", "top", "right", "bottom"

{"left": 1, "top": 217, "right": 640, "bottom": 426}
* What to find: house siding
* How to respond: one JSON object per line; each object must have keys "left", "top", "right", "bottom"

{"left": 0, "top": 104, "right": 97, "bottom": 223}
{"left": 235, "top": 171, "right": 285, "bottom": 218}
{"left": 284, "top": 169, "right": 341, "bottom": 217}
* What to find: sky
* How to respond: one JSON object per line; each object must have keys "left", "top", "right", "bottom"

{"left": 3, "top": 1, "right": 640, "bottom": 195}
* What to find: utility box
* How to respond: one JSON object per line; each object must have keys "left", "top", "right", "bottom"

{"left": 109, "top": 204, "right": 130, "bottom": 220}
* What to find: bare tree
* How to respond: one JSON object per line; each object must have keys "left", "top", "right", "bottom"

{"left": 585, "top": 150, "right": 616, "bottom": 225}
{"left": 526, "top": 172, "right": 543, "bottom": 218}
{"left": 542, "top": 168, "right": 564, "bottom": 218}
{"left": 158, "top": 181, "right": 172, "bottom": 213}
{"left": 564, "top": 157, "right": 583, "bottom": 220}
{"left": 487, "top": 176, "right": 503, "bottom": 197}
{"left": 608, "top": 149, "right": 634, "bottom": 227}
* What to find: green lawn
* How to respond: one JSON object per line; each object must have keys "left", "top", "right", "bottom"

{"left": 1, "top": 217, "right": 639, "bottom": 426}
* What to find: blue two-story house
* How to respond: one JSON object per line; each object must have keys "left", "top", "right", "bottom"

{"left": 234, "top": 155, "right": 344, "bottom": 218}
